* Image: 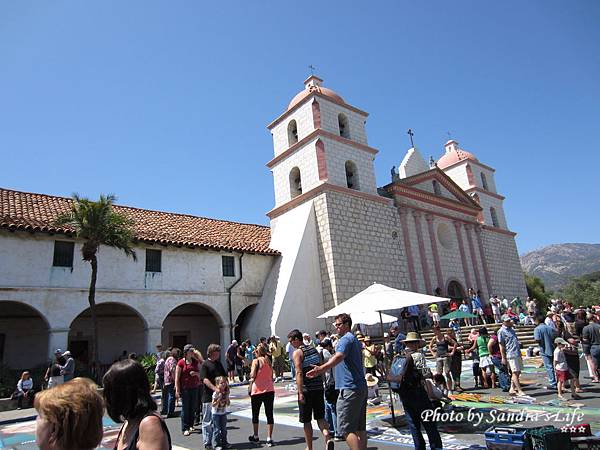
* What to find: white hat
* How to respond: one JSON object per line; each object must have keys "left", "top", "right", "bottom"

{"left": 62, "top": 350, "right": 71, "bottom": 357}
{"left": 365, "top": 373, "right": 379, "bottom": 387}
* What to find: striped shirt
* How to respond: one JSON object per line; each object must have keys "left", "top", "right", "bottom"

{"left": 301, "top": 344, "right": 323, "bottom": 391}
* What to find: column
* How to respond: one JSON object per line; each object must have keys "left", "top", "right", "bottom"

{"left": 219, "top": 324, "right": 232, "bottom": 366}
{"left": 145, "top": 326, "right": 163, "bottom": 354}
{"left": 475, "top": 225, "right": 493, "bottom": 297}
{"left": 465, "top": 223, "right": 483, "bottom": 296}
{"left": 398, "top": 208, "right": 418, "bottom": 291}
{"left": 413, "top": 210, "right": 432, "bottom": 294}
{"left": 425, "top": 214, "right": 444, "bottom": 294}
{"left": 453, "top": 221, "right": 472, "bottom": 289}
{"left": 48, "top": 328, "right": 69, "bottom": 359}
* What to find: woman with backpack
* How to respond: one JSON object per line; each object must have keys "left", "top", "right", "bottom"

{"left": 388, "top": 332, "right": 443, "bottom": 450}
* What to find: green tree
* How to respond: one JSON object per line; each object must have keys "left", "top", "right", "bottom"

{"left": 55, "top": 194, "right": 137, "bottom": 368}
{"left": 560, "top": 276, "right": 600, "bottom": 307}
{"left": 524, "top": 273, "right": 549, "bottom": 312}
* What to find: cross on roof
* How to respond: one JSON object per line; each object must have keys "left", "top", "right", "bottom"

{"left": 407, "top": 129, "right": 415, "bottom": 148}
{"left": 308, "top": 65, "right": 316, "bottom": 75}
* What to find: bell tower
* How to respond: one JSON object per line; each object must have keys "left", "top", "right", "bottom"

{"left": 266, "top": 76, "right": 379, "bottom": 213}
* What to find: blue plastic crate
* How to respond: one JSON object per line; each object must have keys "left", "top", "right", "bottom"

{"left": 485, "top": 427, "right": 529, "bottom": 450}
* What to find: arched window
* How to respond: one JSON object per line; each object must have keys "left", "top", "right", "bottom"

{"left": 338, "top": 113, "right": 350, "bottom": 139}
{"left": 447, "top": 280, "right": 466, "bottom": 300}
{"left": 490, "top": 207, "right": 499, "bottom": 227}
{"left": 345, "top": 161, "right": 359, "bottom": 190}
{"left": 432, "top": 180, "right": 441, "bottom": 196}
{"left": 287, "top": 120, "right": 298, "bottom": 146}
{"left": 481, "top": 172, "right": 489, "bottom": 190}
{"left": 289, "top": 167, "right": 302, "bottom": 198}
{"left": 465, "top": 164, "right": 475, "bottom": 186}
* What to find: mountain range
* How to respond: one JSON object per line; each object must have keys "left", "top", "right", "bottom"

{"left": 520, "top": 243, "right": 600, "bottom": 291}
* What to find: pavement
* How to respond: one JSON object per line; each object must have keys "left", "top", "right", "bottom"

{"left": 3, "top": 357, "right": 600, "bottom": 449}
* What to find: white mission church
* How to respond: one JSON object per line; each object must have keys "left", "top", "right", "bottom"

{"left": 0, "top": 76, "right": 527, "bottom": 370}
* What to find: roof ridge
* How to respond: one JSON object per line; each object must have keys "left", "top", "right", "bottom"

{"left": 0, "top": 187, "right": 270, "bottom": 230}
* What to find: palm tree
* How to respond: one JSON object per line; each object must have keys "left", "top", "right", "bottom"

{"left": 55, "top": 194, "right": 137, "bottom": 369}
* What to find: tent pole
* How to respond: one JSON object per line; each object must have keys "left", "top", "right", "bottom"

{"left": 380, "top": 311, "right": 396, "bottom": 425}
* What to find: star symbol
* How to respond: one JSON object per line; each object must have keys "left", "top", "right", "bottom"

{"left": 578, "top": 426, "right": 586, "bottom": 434}
{"left": 570, "top": 426, "right": 577, "bottom": 433}
{"left": 561, "top": 426, "right": 568, "bottom": 432}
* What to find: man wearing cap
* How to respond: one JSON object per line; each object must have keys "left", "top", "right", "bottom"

{"left": 307, "top": 313, "right": 367, "bottom": 450}
{"left": 388, "top": 332, "right": 443, "bottom": 450}
{"left": 533, "top": 315, "right": 557, "bottom": 390}
{"left": 60, "top": 350, "right": 75, "bottom": 382}
{"left": 497, "top": 315, "right": 525, "bottom": 396}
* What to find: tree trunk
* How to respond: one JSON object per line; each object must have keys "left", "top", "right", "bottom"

{"left": 88, "top": 255, "right": 99, "bottom": 375}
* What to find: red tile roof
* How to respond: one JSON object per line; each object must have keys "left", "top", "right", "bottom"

{"left": 0, "top": 188, "right": 278, "bottom": 255}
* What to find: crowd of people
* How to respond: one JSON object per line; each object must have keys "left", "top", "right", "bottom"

{"left": 14, "top": 293, "right": 600, "bottom": 450}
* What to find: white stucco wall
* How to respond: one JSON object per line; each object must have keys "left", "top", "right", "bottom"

{"left": 399, "top": 147, "right": 429, "bottom": 179}
{"left": 0, "top": 230, "right": 274, "bottom": 367}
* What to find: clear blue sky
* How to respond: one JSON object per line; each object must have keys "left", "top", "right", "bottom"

{"left": 1, "top": 1, "right": 598, "bottom": 254}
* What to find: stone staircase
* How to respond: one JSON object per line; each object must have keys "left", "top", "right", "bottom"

{"left": 418, "top": 322, "right": 536, "bottom": 358}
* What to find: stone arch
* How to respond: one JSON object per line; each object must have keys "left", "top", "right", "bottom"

{"left": 289, "top": 167, "right": 302, "bottom": 198}
{"left": 162, "top": 303, "right": 222, "bottom": 357}
{"left": 234, "top": 303, "right": 258, "bottom": 343}
{"left": 69, "top": 302, "right": 147, "bottom": 365}
{"left": 490, "top": 207, "right": 499, "bottom": 227}
{"left": 480, "top": 172, "right": 489, "bottom": 191}
{"left": 338, "top": 113, "right": 350, "bottom": 138}
{"left": 345, "top": 160, "right": 359, "bottom": 190}
{"left": 0, "top": 301, "right": 49, "bottom": 369}
{"left": 447, "top": 279, "right": 466, "bottom": 301}
{"left": 287, "top": 120, "right": 298, "bottom": 146}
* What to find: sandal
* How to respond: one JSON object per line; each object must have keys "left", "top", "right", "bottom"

{"left": 454, "top": 386, "right": 465, "bottom": 393}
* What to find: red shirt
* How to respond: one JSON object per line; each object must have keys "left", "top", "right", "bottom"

{"left": 177, "top": 358, "right": 200, "bottom": 390}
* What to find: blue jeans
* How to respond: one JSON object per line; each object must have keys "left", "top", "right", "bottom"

{"left": 541, "top": 354, "right": 557, "bottom": 388}
{"left": 163, "top": 383, "right": 175, "bottom": 415}
{"left": 202, "top": 402, "right": 213, "bottom": 446}
{"left": 181, "top": 388, "right": 198, "bottom": 432}
{"left": 325, "top": 399, "right": 337, "bottom": 436}
{"left": 212, "top": 413, "right": 228, "bottom": 447}
{"left": 491, "top": 356, "right": 510, "bottom": 391}
{"left": 400, "top": 389, "right": 443, "bottom": 450}
{"left": 591, "top": 345, "right": 600, "bottom": 378}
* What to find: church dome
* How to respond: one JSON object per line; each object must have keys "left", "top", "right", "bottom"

{"left": 437, "top": 140, "right": 478, "bottom": 169}
{"left": 287, "top": 76, "right": 345, "bottom": 111}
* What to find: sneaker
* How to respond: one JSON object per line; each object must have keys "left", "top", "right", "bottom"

{"left": 326, "top": 438, "right": 335, "bottom": 450}
{"left": 266, "top": 439, "right": 275, "bottom": 447}
{"left": 334, "top": 436, "right": 344, "bottom": 442}
{"left": 249, "top": 435, "right": 260, "bottom": 443}
{"left": 183, "top": 430, "right": 191, "bottom": 436}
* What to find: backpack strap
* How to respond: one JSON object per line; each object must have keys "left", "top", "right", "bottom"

{"left": 124, "top": 412, "right": 172, "bottom": 450}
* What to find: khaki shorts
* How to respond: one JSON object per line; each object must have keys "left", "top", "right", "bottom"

{"left": 336, "top": 388, "right": 367, "bottom": 435}
{"left": 508, "top": 355, "right": 524, "bottom": 372}
{"left": 436, "top": 356, "right": 451, "bottom": 375}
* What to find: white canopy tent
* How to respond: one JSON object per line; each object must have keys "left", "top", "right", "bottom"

{"left": 318, "top": 283, "right": 449, "bottom": 318}
{"left": 349, "top": 310, "right": 397, "bottom": 326}
{"left": 317, "top": 283, "right": 449, "bottom": 424}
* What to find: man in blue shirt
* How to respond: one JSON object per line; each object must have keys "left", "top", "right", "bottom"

{"left": 498, "top": 315, "right": 525, "bottom": 396}
{"left": 408, "top": 304, "right": 421, "bottom": 332}
{"left": 307, "top": 313, "right": 367, "bottom": 450}
{"left": 534, "top": 315, "right": 557, "bottom": 389}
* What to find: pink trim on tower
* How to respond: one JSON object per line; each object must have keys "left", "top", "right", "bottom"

{"left": 425, "top": 214, "right": 444, "bottom": 295}
{"left": 453, "top": 221, "right": 472, "bottom": 289}
{"left": 312, "top": 99, "right": 321, "bottom": 129}
{"left": 465, "top": 224, "right": 483, "bottom": 297}
{"left": 413, "top": 210, "right": 432, "bottom": 294}
{"left": 475, "top": 226, "right": 493, "bottom": 297}
{"left": 316, "top": 139, "right": 328, "bottom": 181}
{"left": 399, "top": 208, "right": 418, "bottom": 292}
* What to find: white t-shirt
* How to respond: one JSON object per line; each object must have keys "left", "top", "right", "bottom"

{"left": 553, "top": 347, "right": 568, "bottom": 371}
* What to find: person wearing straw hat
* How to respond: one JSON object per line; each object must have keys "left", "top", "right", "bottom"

{"left": 388, "top": 332, "right": 442, "bottom": 450}
{"left": 365, "top": 373, "right": 380, "bottom": 405}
